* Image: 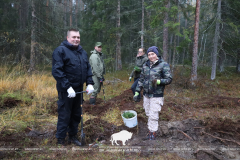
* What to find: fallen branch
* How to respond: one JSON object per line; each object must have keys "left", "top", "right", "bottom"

{"left": 113, "top": 77, "right": 124, "bottom": 82}
{"left": 88, "top": 138, "right": 99, "bottom": 150}
{"left": 177, "top": 130, "right": 193, "bottom": 140}
{"left": 27, "top": 127, "right": 32, "bottom": 131}
{"left": 217, "top": 131, "right": 233, "bottom": 136}
{"left": 234, "top": 131, "right": 240, "bottom": 137}
{"left": 202, "top": 131, "right": 240, "bottom": 146}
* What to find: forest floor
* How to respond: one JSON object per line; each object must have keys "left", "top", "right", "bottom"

{"left": 0, "top": 66, "right": 240, "bottom": 159}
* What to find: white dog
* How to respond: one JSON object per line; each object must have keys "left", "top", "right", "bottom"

{"left": 110, "top": 130, "right": 133, "bottom": 146}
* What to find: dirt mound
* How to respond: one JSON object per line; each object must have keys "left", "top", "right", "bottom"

{"left": 83, "top": 89, "right": 139, "bottom": 116}
{"left": 194, "top": 96, "right": 240, "bottom": 108}
{"left": 82, "top": 117, "right": 147, "bottom": 145}
{"left": 204, "top": 118, "right": 240, "bottom": 141}
{"left": 82, "top": 118, "right": 118, "bottom": 143}
{"left": 82, "top": 118, "right": 240, "bottom": 159}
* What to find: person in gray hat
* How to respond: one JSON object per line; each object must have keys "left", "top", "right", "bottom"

{"left": 89, "top": 42, "right": 106, "bottom": 105}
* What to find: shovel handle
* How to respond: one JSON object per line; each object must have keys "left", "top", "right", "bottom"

{"left": 76, "top": 91, "right": 88, "bottom": 94}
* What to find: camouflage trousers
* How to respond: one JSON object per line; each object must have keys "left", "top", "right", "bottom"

{"left": 143, "top": 96, "right": 164, "bottom": 132}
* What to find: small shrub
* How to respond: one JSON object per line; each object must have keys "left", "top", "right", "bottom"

{"left": 122, "top": 111, "right": 135, "bottom": 119}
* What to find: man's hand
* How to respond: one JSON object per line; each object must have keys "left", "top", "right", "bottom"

{"left": 86, "top": 85, "right": 94, "bottom": 95}
{"left": 152, "top": 79, "right": 161, "bottom": 88}
{"left": 133, "top": 92, "right": 139, "bottom": 102}
{"left": 67, "top": 87, "right": 76, "bottom": 98}
{"left": 129, "top": 77, "right": 132, "bottom": 82}
{"left": 99, "top": 76, "right": 105, "bottom": 83}
{"left": 99, "top": 78, "right": 104, "bottom": 83}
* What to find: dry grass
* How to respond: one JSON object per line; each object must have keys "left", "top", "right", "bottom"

{"left": 101, "top": 107, "right": 124, "bottom": 126}
{"left": 0, "top": 66, "right": 133, "bottom": 134}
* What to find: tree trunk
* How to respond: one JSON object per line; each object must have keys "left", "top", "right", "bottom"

{"left": 116, "top": 0, "right": 122, "bottom": 70}
{"left": 64, "top": 0, "right": 67, "bottom": 27}
{"left": 46, "top": 0, "right": 49, "bottom": 22}
{"left": 218, "top": 49, "right": 225, "bottom": 72}
{"left": 177, "top": 1, "right": 180, "bottom": 48}
{"left": 19, "top": 0, "right": 27, "bottom": 64}
{"left": 198, "top": 33, "right": 204, "bottom": 64}
{"left": 69, "top": 0, "right": 72, "bottom": 27}
{"left": 28, "top": 0, "right": 37, "bottom": 73}
{"left": 182, "top": 2, "right": 188, "bottom": 64}
{"left": 76, "top": 0, "right": 78, "bottom": 27}
{"left": 187, "top": 34, "right": 191, "bottom": 60}
{"left": 154, "top": 31, "right": 157, "bottom": 46}
{"left": 237, "top": 49, "right": 240, "bottom": 73}
{"left": 163, "top": 0, "right": 170, "bottom": 62}
{"left": 202, "top": 33, "right": 207, "bottom": 65}
{"left": 141, "top": 0, "right": 144, "bottom": 48}
{"left": 169, "top": 34, "right": 173, "bottom": 64}
{"left": 211, "top": 0, "right": 221, "bottom": 80}
{"left": 190, "top": 0, "right": 201, "bottom": 84}
{"left": 172, "top": 34, "right": 177, "bottom": 75}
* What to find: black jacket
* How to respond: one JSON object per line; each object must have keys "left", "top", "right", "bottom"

{"left": 52, "top": 40, "right": 94, "bottom": 92}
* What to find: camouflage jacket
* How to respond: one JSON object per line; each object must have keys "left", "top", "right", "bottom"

{"left": 135, "top": 57, "right": 172, "bottom": 97}
{"left": 130, "top": 54, "right": 148, "bottom": 78}
{"left": 89, "top": 49, "right": 105, "bottom": 78}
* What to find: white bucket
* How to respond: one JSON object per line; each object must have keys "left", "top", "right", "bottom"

{"left": 121, "top": 110, "right": 138, "bottom": 128}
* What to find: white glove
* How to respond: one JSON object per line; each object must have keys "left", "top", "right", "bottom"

{"left": 86, "top": 85, "right": 94, "bottom": 95}
{"left": 129, "top": 77, "right": 132, "bottom": 82}
{"left": 67, "top": 87, "right": 76, "bottom": 98}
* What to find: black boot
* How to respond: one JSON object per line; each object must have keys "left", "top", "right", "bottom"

{"left": 68, "top": 136, "right": 82, "bottom": 146}
{"left": 89, "top": 97, "right": 96, "bottom": 105}
{"left": 57, "top": 138, "right": 65, "bottom": 146}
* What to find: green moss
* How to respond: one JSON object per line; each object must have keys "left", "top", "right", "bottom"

{"left": 0, "top": 92, "right": 32, "bottom": 106}
{"left": 2, "top": 120, "right": 28, "bottom": 135}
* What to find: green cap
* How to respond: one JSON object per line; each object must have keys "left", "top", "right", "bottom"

{"left": 95, "top": 42, "right": 102, "bottom": 47}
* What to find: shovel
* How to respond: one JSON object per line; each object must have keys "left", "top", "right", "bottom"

{"left": 76, "top": 91, "right": 87, "bottom": 146}
{"left": 101, "top": 82, "right": 106, "bottom": 103}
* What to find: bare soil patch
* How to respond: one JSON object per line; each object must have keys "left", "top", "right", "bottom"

{"left": 0, "top": 97, "right": 22, "bottom": 109}
{"left": 193, "top": 96, "right": 240, "bottom": 108}
{"left": 83, "top": 89, "right": 139, "bottom": 116}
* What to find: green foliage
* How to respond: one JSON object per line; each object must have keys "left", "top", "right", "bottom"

{"left": 183, "top": 59, "right": 192, "bottom": 66}
{"left": 122, "top": 111, "right": 135, "bottom": 119}
{"left": 2, "top": 120, "right": 28, "bottom": 135}
{"left": 0, "top": 92, "right": 32, "bottom": 106}
{"left": 228, "top": 22, "right": 239, "bottom": 35}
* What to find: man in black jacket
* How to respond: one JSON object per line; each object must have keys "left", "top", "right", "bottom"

{"left": 52, "top": 29, "right": 94, "bottom": 146}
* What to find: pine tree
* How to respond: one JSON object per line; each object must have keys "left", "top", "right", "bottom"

{"left": 191, "top": 0, "right": 201, "bottom": 84}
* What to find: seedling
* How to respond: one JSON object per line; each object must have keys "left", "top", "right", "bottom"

{"left": 122, "top": 111, "right": 135, "bottom": 119}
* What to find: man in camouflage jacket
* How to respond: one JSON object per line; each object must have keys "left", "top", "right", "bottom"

{"left": 134, "top": 46, "right": 172, "bottom": 140}
{"left": 89, "top": 42, "right": 106, "bottom": 105}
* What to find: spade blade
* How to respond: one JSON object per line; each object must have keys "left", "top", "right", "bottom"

{"left": 80, "top": 132, "right": 86, "bottom": 146}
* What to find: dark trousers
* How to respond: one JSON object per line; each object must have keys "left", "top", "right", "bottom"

{"left": 56, "top": 87, "right": 83, "bottom": 139}
{"left": 131, "top": 78, "right": 141, "bottom": 99}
